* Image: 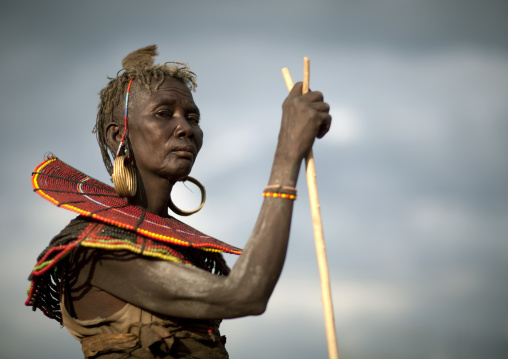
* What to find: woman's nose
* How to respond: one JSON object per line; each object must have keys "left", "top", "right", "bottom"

{"left": 173, "top": 117, "right": 194, "bottom": 138}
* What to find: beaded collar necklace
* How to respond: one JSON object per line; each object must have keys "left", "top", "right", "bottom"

{"left": 31, "top": 156, "right": 241, "bottom": 254}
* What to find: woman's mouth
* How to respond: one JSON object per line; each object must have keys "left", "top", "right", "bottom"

{"left": 172, "top": 146, "right": 195, "bottom": 160}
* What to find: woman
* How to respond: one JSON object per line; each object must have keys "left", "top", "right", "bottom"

{"left": 27, "top": 45, "right": 331, "bottom": 358}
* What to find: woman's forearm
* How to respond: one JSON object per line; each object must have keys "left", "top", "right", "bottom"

{"left": 224, "top": 150, "right": 303, "bottom": 312}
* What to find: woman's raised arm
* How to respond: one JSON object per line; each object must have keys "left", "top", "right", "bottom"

{"left": 78, "top": 82, "right": 331, "bottom": 319}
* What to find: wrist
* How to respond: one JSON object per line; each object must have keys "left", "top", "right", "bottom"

{"left": 268, "top": 149, "right": 302, "bottom": 188}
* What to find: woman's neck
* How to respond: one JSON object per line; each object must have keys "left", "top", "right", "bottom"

{"left": 129, "top": 169, "right": 175, "bottom": 217}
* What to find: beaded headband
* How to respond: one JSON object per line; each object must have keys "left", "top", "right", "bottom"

{"left": 115, "top": 76, "right": 136, "bottom": 158}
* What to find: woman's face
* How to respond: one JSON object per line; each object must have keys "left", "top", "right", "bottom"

{"left": 126, "top": 77, "right": 203, "bottom": 183}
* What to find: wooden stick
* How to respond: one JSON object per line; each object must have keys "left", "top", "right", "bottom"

{"left": 303, "top": 57, "right": 310, "bottom": 93}
{"left": 281, "top": 59, "right": 339, "bottom": 359}
{"left": 281, "top": 67, "right": 294, "bottom": 91}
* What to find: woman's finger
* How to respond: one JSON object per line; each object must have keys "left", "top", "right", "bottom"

{"left": 317, "top": 114, "right": 332, "bottom": 139}
{"left": 302, "top": 90, "right": 324, "bottom": 103}
{"left": 309, "top": 101, "right": 330, "bottom": 113}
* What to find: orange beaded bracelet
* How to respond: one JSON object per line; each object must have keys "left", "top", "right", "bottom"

{"left": 263, "top": 185, "right": 297, "bottom": 200}
{"left": 262, "top": 192, "right": 297, "bottom": 200}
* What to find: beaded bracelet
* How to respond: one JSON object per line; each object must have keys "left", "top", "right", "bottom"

{"left": 263, "top": 192, "right": 297, "bottom": 200}
{"left": 263, "top": 184, "right": 297, "bottom": 200}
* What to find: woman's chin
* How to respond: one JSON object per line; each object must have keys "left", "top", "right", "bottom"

{"left": 163, "top": 167, "right": 193, "bottom": 183}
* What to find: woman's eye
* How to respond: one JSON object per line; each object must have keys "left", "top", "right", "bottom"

{"left": 187, "top": 115, "right": 200, "bottom": 124}
{"left": 156, "top": 110, "right": 173, "bottom": 118}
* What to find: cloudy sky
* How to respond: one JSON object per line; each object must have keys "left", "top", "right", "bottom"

{"left": 1, "top": 1, "right": 507, "bottom": 358}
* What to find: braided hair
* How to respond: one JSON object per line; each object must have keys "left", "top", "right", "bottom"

{"left": 93, "top": 45, "right": 198, "bottom": 175}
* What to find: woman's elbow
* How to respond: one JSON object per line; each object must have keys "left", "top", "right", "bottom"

{"left": 239, "top": 298, "right": 268, "bottom": 316}
{"left": 248, "top": 300, "right": 267, "bottom": 316}
{"left": 226, "top": 296, "right": 268, "bottom": 317}
{"left": 223, "top": 275, "right": 273, "bottom": 317}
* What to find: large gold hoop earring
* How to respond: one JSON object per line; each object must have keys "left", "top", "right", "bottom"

{"left": 168, "top": 176, "right": 206, "bottom": 216}
{"left": 112, "top": 156, "right": 137, "bottom": 198}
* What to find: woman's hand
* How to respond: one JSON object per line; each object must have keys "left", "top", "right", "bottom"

{"left": 277, "top": 82, "right": 332, "bottom": 163}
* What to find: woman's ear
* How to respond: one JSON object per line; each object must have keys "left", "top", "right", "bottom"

{"left": 106, "top": 123, "right": 122, "bottom": 154}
